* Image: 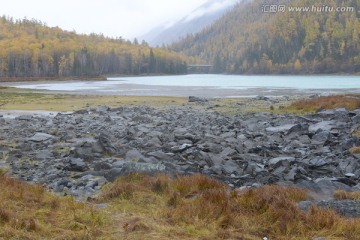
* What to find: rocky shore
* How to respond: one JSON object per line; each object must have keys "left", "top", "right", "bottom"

{"left": 1, "top": 101, "right": 360, "bottom": 217}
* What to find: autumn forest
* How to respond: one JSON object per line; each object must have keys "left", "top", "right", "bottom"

{"left": 0, "top": 0, "right": 359, "bottom": 78}
{"left": 0, "top": 16, "right": 189, "bottom": 78}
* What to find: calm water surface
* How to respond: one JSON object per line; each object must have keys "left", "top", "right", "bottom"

{"left": 108, "top": 75, "right": 360, "bottom": 89}
{"left": 10, "top": 74, "right": 360, "bottom": 97}
{"left": 14, "top": 75, "right": 360, "bottom": 91}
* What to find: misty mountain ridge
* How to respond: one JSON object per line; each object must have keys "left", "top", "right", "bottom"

{"left": 141, "top": 0, "right": 240, "bottom": 47}
{"left": 172, "top": 0, "right": 360, "bottom": 74}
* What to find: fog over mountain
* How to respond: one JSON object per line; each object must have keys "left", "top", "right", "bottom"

{"left": 141, "top": 0, "right": 240, "bottom": 47}
{"left": 171, "top": 0, "right": 360, "bottom": 74}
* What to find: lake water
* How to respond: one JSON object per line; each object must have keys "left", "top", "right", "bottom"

{"left": 10, "top": 74, "right": 360, "bottom": 97}
{"left": 107, "top": 75, "right": 360, "bottom": 89}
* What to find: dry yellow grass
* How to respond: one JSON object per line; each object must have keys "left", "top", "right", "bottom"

{"left": 0, "top": 169, "right": 106, "bottom": 239}
{"left": 287, "top": 95, "right": 360, "bottom": 113}
{"left": 0, "top": 90, "right": 188, "bottom": 111}
{"left": 1, "top": 170, "right": 360, "bottom": 239}
{"left": 354, "top": 130, "right": 360, "bottom": 139}
{"left": 335, "top": 190, "right": 360, "bottom": 200}
{"left": 0, "top": 87, "right": 298, "bottom": 114}
{"left": 98, "top": 173, "right": 360, "bottom": 240}
{"left": 0, "top": 88, "right": 254, "bottom": 114}
{"left": 350, "top": 146, "right": 360, "bottom": 154}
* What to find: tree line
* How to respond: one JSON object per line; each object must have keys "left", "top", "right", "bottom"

{"left": 172, "top": 0, "right": 360, "bottom": 74}
{"left": 0, "top": 16, "right": 189, "bottom": 78}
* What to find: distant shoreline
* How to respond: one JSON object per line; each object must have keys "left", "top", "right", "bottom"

{"left": 1, "top": 72, "right": 359, "bottom": 83}
{"left": 0, "top": 73, "right": 188, "bottom": 83}
{"left": 0, "top": 76, "right": 107, "bottom": 82}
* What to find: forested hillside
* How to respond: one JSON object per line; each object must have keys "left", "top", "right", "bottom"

{"left": 0, "top": 16, "right": 189, "bottom": 78}
{"left": 172, "top": 0, "right": 360, "bottom": 74}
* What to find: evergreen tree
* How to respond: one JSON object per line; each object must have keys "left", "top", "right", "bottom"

{"left": 0, "top": 16, "right": 190, "bottom": 78}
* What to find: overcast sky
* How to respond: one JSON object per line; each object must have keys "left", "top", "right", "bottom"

{"left": 0, "top": 0, "right": 208, "bottom": 40}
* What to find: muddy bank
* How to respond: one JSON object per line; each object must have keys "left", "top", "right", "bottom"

{"left": 0, "top": 110, "right": 64, "bottom": 119}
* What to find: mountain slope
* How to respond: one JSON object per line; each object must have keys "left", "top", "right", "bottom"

{"left": 172, "top": 0, "right": 360, "bottom": 74}
{"left": 142, "top": 0, "right": 239, "bottom": 47}
{"left": 0, "top": 17, "right": 190, "bottom": 78}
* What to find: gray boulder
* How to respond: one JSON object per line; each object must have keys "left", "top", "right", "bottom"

{"left": 125, "top": 149, "right": 148, "bottom": 162}
{"left": 65, "top": 158, "right": 89, "bottom": 172}
{"left": 223, "top": 160, "right": 242, "bottom": 175}
{"left": 317, "top": 200, "right": 360, "bottom": 218}
{"left": 98, "top": 133, "right": 117, "bottom": 154}
{"left": 309, "top": 121, "right": 335, "bottom": 133}
{"left": 105, "top": 162, "right": 166, "bottom": 182}
{"left": 96, "top": 105, "right": 110, "bottom": 113}
{"left": 16, "top": 115, "right": 33, "bottom": 121}
{"left": 266, "top": 124, "right": 300, "bottom": 134}
{"left": 188, "top": 96, "right": 208, "bottom": 103}
{"left": 29, "top": 133, "right": 54, "bottom": 142}
{"left": 312, "top": 131, "right": 332, "bottom": 143}
{"left": 268, "top": 157, "right": 295, "bottom": 168}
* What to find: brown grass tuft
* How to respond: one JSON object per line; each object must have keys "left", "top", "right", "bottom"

{"left": 100, "top": 173, "right": 172, "bottom": 201}
{"left": 150, "top": 174, "right": 171, "bottom": 194}
{"left": 2, "top": 171, "right": 360, "bottom": 239}
{"left": 168, "top": 188, "right": 230, "bottom": 225}
{"left": 353, "top": 130, "right": 360, "bottom": 139}
{"left": 0, "top": 172, "right": 106, "bottom": 239}
{"left": 172, "top": 174, "right": 226, "bottom": 197}
{"left": 288, "top": 95, "right": 360, "bottom": 113}
{"left": 334, "top": 190, "right": 360, "bottom": 200}
{"left": 350, "top": 146, "right": 360, "bottom": 154}
{"left": 0, "top": 208, "right": 10, "bottom": 224}
{"left": 306, "top": 206, "right": 340, "bottom": 230}
{"left": 123, "top": 218, "right": 150, "bottom": 233}
{"left": 100, "top": 182, "right": 141, "bottom": 200}
{"left": 15, "top": 218, "right": 37, "bottom": 232}
{"left": 235, "top": 185, "right": 308, "bottom": 236}
{"left": 99, "top": 174, "right": 360, "bottom": 239}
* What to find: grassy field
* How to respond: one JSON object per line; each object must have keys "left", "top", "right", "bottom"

{"left": 0, "top": 87, "right": 189, "bottom": 111}
{"left": 1, "top": 170, "right": 360, "bottom": 240}
{"left": 286, "top": 95, "right": 360, "bottom": 114}
{"left": 0, "top": 87, "right": 294, "bottom": 113}
{"left": 2, "top": 87, "right": 359, "bottom": 114}
{"left": 0, "top": 169, "right": 105, "bottom": 239}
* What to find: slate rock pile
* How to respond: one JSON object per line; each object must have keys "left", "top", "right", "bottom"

{"left": 0, "top": 105, "right": 360, "bottom": 216}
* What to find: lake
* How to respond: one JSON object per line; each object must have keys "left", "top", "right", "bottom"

{"left": 8, "top": 74, "right": 360, "bottom": 98}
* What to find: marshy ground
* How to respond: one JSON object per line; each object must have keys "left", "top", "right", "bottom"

{"left": 0, "top": 86, "right": 302, "bottom": 115}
